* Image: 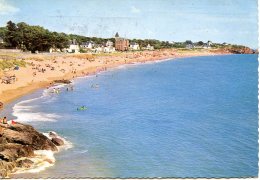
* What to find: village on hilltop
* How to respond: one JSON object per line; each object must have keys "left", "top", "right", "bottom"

{"left": 61, "top": 32, "right": 154, "bottom": 54}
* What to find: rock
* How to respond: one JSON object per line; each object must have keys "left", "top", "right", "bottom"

{"left": 0, "top": 143, "right": 34, "bottom": 161}
{"left": 0, "top": 102, "right": 3, "bottom": 109}
{"left": 0, "top": 122, "right": 65, "bottom": 177}
{"left": 0, "top": 137, "right": 8, "bottom": 144}
{"left": 0, "top": 169, "right": 7, "bottom": 178}
{"left": 229, "top": 47, "right": 254, "bottom": 54}
{"left": 16, "top": 159, "right": 34, "bottom": 168}
{"left": 51, "top": 137, "right": 64, "bottom": 146}
{"left": 49, "top": 131, "right": 58, "bottom": 138}
{"left": 53, "top": 79, "right": 71, "bottom": 84}
{"left": 0, "top": 161, "right": 16, "bottom": 177}
{"left": 1, "top": 123, "right": 58, "bottom": 152}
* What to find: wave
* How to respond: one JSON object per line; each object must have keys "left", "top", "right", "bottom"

{"left": 43, "top": 131, "right": 73, "bottom": 150}
{"left": 14, "top": 150, "right": 55, "bottom": 174}
{"left": 11, "top": 83, "right": 72, "bottom": 122}
{"left": 14, "top": 131, "right": 73, "bottom": 175}
{"left": 13, "top": 104, "right": 60, "bottom": 122}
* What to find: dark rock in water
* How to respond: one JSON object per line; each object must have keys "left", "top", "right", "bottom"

{"left": 49, "top": 131, "right": 58, "bottom": 138}
{"left": 16, "top": 159, "right": 34, "bottom": 168}
{"left": 53, "top": 79, "right": 71, "bottom": 84}
{"left": 51, "top": 137, "right": 64, "bottom": 146}
{"left": 0, "top": 122, "right": 62, "bottom": 177}
{"left": 0, "top": 102, "right": 3, "bottom": 109}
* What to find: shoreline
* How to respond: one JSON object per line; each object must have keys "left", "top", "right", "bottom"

{"left": 0, "top": 49, "right": 231, "bottom": 107}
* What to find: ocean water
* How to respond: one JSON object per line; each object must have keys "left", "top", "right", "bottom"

{"left": 1, "top": 54, "right": 258, "bottom": 178}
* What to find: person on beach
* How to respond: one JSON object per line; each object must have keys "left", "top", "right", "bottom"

{"left": 11, "top": 120, "right": 16, "bottom": 125}
{"left": 2, "top": 117, "right": 7, "bottom": 124}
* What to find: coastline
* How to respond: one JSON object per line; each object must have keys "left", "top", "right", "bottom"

{"left": 0, "top": 48, "right": 230, "bottom": 106}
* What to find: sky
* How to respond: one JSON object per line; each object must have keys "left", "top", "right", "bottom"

{"left": 0, "top": 0, "right": 258, "bottom": 48}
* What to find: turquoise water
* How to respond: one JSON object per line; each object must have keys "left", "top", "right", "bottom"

{"left": 1, "top": 54, "right": 258, "bottom": 178}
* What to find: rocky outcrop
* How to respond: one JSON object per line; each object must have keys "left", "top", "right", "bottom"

{"left": 51, "top": 137, "right": 64, "bottom": 146}
{"left": 53, "top": 79, "right": 71, "bottom": 84}
{"left": 228, "top": 47, "right": 255, "bottom": 54}
{"left": 0, "top": 122, "right": 62, "bottom": 177}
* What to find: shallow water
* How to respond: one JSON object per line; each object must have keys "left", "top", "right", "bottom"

{"left": 1, "top": 54, "right": 258, "bottom": 178}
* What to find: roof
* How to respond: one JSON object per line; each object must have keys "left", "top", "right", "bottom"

{"left": 81, "top": 41, "right": 95, "bottom": 45}
{"left": 115, "top": 32, "right": 119, "bottom": 37}
{"left": 130, "top": 42, "right": 138, "bottom": 46}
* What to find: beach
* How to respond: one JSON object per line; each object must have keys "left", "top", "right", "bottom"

{"left": 0, "top": 48, "right": 229, "bottom": 105}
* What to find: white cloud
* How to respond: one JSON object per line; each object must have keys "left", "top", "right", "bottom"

{"left": 0, "top": 0, "right": 19, "bottom": 15}
{"left": 131, "top": 6, "right": 140, "bottom": 14}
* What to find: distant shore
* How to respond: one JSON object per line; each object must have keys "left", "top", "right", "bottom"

{"left": 0, "top": 48, "right": 231, "bottom": 106}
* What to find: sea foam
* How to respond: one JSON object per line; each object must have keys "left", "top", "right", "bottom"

{"left": 14, "top": 131, "right": 73, "bottom": 175}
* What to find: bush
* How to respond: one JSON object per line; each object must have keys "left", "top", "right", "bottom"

{"left": 0, "top": 59, "right": 26, "bottom": 70}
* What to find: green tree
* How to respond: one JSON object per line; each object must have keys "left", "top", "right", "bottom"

{"left": 5, "top": 21, "right": 20, "bottom": 48}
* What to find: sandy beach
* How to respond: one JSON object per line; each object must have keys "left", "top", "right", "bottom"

{"left": 0, "top": 48, "right": 230, "bottom": 105}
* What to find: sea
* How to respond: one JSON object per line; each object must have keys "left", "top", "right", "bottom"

{"left": 0, "top": 54, "right": 258, "bottom": 178}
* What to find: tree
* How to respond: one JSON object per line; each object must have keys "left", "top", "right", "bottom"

{"left": 5, "top": 21, "right": 20, "bottom": 48}
{"left": 197, "top": 41, "right": 204, "bottom": 46}
{"left": 185, "top": 40, "right": 193, "bottom": 45}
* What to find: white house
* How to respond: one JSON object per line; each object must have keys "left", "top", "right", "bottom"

{"left": 129, "top": 42, "right": 140, "bottom": 50}
{"left": 80, "top": 41, "right": 95, "bottom": 49}
{"left": 0, "top": 37, "right": 4, "bottom": 44}
{"left": 186, "top": 44, "right": 194, "bottom": 49}
{"left": 49, "top": 47, "right": 61, "bottom": 53}
{"left": 66, "top": 39, "right": 80, "bottom": 53}
{"left": 203, "top": 41, "right": 212, "bottom": 49}
{"left": 104, "top": 46, "right": 115, "bottom": 53}
{"left": 146, "top": 44, "right": 154, "bottom": 50}
{"left": 106, "top": 40, "right": 113, "bottom": 47}
{"left": 207, "top": 41, "right": 212, "bottom": 47}
{"left": 94, "top": 46, "right": 105, "bottom": 53}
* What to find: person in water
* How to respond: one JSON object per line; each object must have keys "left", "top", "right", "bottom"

{"left": 77, "top": 106, "right": 87, "bottom": 110}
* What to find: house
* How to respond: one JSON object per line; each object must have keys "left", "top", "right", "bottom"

{"left": 115, "top": 32, "right": 129, "bottom": 51}
{"left": 202, "top": 41, "right": 212, "bottom": 49}
{"left": 129, "top": 42, "right": 140, "bottom": 51}
{"left": 202, "top": 43, "right": 209, "bottom": 49}
{"left": 94, "top": 45, "right": 105, "bottom": 53}
{"left": 49, "top": 47, "right": 61, "bottom": 53}
{"left": 222, "top": 42, "right": 229, "bottom": 46}
{"left": 186, "top": 44, "right": 194, "bottom": 49}
{"left": 0, "top": 37, "right": 4, "bottom": 44}
{"left": 66, "top": 39, "right": 80, "bottom": 53}
{"left": 80, "top": 41, "right": 95, "bottom": 49}
{"left": 146, "top": 44, "right": 154, "bottom": 50}
{"left": 106, "top": 40, "right": 113, "bottom": 47}
{"left": 207, "top": 41, "right": 212, "bottom": 47}
{"left": 104, "top": 46, "right": 115, "bottom": 53}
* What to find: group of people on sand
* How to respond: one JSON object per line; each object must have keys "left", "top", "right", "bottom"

{"left": 0, "top": 116, "right": 16, "bottom": 127}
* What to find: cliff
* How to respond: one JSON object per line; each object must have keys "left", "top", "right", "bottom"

{"left": 228, "top": 47, "right": 256, "bottom": 54}
{"left": 0, "top": 122, "right": 64, "bottom": 177}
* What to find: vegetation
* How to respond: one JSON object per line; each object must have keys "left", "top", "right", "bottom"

{"left": 0, "top": 59, "right": 26, "bottom": 70}
{"left": 2, "top": 21, "right": 69, "bottom": 53}
{"left": 0, "top": 20, "right": 253, "bottom": 53}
